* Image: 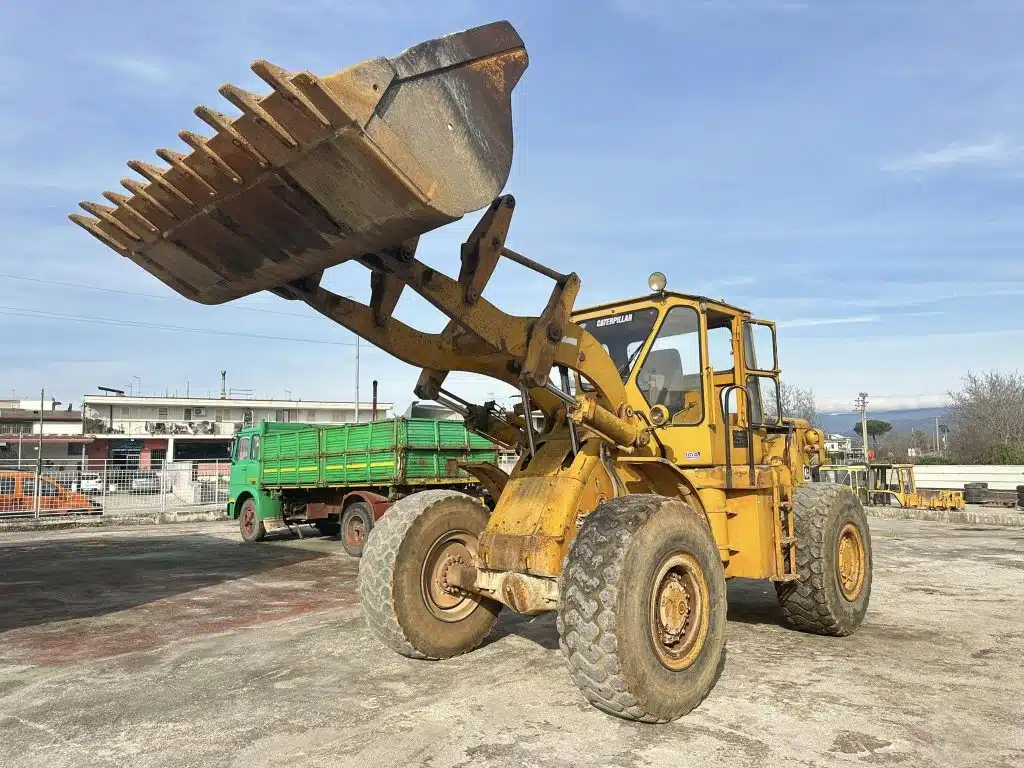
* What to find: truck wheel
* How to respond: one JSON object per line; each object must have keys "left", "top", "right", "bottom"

{"left": 238, "top": 498, "right": 266, "bottom": 543}
{"left": 357, "top": 490, "right": 501, "bottom": 659}
{"left": 557, "top": 495, "right": 727, "bottom": 723}
{"left": 341, "top": 502, "right": 374, "bottom": 557}
{"left": 775, "top": 483, "right": 871, "bottom": 636}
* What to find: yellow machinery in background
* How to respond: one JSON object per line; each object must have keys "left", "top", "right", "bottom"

{"left": 69, "top": 20, "right": 872, "bottom": 723}
{"left": 819, "top": 463, "right": 964, "bottom": 510}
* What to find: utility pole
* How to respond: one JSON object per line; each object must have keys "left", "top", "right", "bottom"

{"left": 934, "top": 416, "right": 940, "bottom": 454}
{"left": 355, "top": 335, "right": 361, "bottom": 423}
{"left": 35, "top": 388, "right": 43, "bottom": 518}
{"left": 855, "top": 392, "right": 869, "bottom": 462}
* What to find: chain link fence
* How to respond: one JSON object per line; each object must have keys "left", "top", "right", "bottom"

{"left": 0, "top": 458, "right": 231, "bottom": 519}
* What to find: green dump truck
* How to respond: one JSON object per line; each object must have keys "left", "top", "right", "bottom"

{"left": 227, "top": 418, "right": 500, "bottom": 556}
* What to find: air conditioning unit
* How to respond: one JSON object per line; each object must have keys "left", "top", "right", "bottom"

{"left": 193, "top": 407, "right": 206, "bottom": 417}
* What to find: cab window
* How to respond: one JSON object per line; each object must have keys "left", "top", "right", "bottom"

{"left": 23, "top": 478, "right": 59, "bottom": 496}
{"left": 576, "top": 308, "right": 660, "bottom": 390}
{"left": 235, "top": 437, "right": 250, "bottom": 461}
{"left": 635, "top": 305, "right": 703, "bottom": 425}
{"left": 250, "top": 435, "right": 260, "bottom": 460}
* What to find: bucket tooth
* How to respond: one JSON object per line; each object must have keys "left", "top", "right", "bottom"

{"left": 78, "top": 201, "right": 143, "bottom": 242}
{"left": 250, "top": 60, "right": 329, "bottom": 127}
{"left": 178, "top": 130, "right": 244, "bottom": 184}
{"left": 101, "top": 191, "right": 160, "bottom": 234}
{"left": 120, "top": 178, "right": 177, "bottom": 221}
{"left": 68, "top": 214, "right": 131, "bottom": 256}
{"left": 126, "top": 162, "right": 195, "bottom": 220}
{"left": 194, "top": 105, "right": 268, "bottom": 166}
{"left": 155, "top": 148, "right": 217, "bottom": 197}
{"left": 218, "top": 83, "right": 299, "bottom": 149}
{"left": 291, "top": 71, "right": 360, "bottom": 128}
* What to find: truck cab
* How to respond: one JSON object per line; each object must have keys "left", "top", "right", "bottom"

{"left": 227, "top": 426, "right": 262, "bottom": 521}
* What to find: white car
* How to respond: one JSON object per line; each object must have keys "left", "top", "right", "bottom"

{"left": 80, "top": 472, "right": 117, "bottom": 494}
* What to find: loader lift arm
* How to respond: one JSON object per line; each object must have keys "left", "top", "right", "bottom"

{"left": 273, "top": 194, "right": 635, "bottom": 451}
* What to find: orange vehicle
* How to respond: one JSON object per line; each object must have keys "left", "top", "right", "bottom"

{"left": 0, "top": 471, "right": 102, "bottom": 517}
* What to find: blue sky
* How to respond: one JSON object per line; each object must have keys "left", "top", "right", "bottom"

{"left": 2, "top": 1, "right": 1023, "bottom": 413}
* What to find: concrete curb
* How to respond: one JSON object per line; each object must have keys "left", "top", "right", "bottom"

{"left": 0, "top": 508, "right": 228, "bottom": 533}
{"left": 865, "top": 506, "right": 1024, "bottom": 527}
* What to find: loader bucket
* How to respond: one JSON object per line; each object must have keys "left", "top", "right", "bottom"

{"left": 70, "top": 21, "right": 528, "bottom": 305}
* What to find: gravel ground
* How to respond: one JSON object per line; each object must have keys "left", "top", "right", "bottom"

{"left": 0, "top": 518, "right": 1021, "bottom": 767}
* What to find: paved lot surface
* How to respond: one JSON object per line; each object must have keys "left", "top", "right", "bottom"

{"left": 0, "top": 518, "right": 1021, "bottom": 767}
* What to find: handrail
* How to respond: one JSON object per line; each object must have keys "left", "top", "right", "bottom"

{"left": 720, "top": 384, "right": 756, "bottom": 488}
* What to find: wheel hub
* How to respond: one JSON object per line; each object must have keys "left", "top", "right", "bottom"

{"left": 649, "top": 553, "right": 710, "bottom": 671}
{"left": 241, "top": 506, "right": 255, "bottom": 535}
{"left": 345, "top": 517, "right": 366, "bottom": 548}
{"left": 836, "top": 522, "right": 866, "bottom": 601}
{"left": 657, "top": 575, "right": 691, "bottom": 641}
{"left": 421, "top": 531, "right": 478, "bottom": 622}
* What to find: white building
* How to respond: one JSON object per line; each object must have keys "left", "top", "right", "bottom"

{"left": 0, "top": 399, "right": 88, "bottom": 466}
{"left": 82, "top": 394, "right": 393, "bottom": 466}
{"left": 824, "top": 433, "right": 853, "bottom": 454}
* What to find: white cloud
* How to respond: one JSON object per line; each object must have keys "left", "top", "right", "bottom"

{"left": 884, "top": 139, "right": 1024, "bottom": 172}
{"left": 818, "top": 393, "right": 950, "bottom": 411}
{"left": 612, "top": 0, "right": 810, "bottom": 14}
{"left": 94, "top": 54, "right": 176, "bottom": 85}
{"left": 778, "top": 314, "right": 879, "bottom": 329}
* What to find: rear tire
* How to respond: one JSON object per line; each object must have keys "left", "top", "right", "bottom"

{"left": 557, "top": 495, "right": 727, "bottom": 723}
{"left": 341, "top": 501, "right": 374, "bottom": 558}
{"left": 357, "top": 490, "right": 501, "bottom": 659}
{"left": 238, "top": 498, "right": 265, "bottom": 543}
{"left": 775, "top": 483, "right": 871, "bottom": 636}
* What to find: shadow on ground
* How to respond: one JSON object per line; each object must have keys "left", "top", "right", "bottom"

{"left": 726, "top": 578, "right": 787, "bottom": 627}
{"left": 0, "top": 533, "right": 329, "bottom": 633}
{"left": 480, "top": 577, "right": 787, "bottom": 653}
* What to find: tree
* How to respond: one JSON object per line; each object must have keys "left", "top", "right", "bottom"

{"left": 779, "top": 381, "right": 817, "bottom": 426}
{"left": 947, "top": 370, "right": 1024, "bottom": 464}
{"left": 853, "top": 419, "right": 892, "bottom": 447}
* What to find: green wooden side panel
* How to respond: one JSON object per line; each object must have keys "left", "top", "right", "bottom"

{"left": 252, "top": 417, "right": 497, "bottom": 489}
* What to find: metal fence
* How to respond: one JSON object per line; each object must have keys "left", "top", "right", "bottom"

{"left": 0, "top": 458, "right": 232, "bottom": 519}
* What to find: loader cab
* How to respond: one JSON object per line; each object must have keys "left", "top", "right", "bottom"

{"left": 572, "top": 284, "right": 782, "bottom": 469}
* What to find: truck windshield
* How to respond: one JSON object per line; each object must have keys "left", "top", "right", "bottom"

{"left": 576, "top": 308, "right": 659, "bottom": 390}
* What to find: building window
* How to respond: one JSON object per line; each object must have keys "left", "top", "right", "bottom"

{"left": 120, "top": 407, "right": 130, "bottom": 418}
{"left": 305, "top": 409, "right": 316, "bottom": 422}
{"left": 331, "top": 411, "right": 344, "bottom": 422}
{"left": 157, "top": 407, "right": 168, "bottom": 418}
{"left": 216, "top": 409, "right": 225, "bottom": 421}
{"left": 67, "top": 443, "right": 82, "bottom": 456}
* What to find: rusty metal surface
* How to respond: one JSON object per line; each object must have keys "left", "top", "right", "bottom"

{"left": 70, "top": 21, "right": 527, "bottom": 305}
{"left": 457, "top": 461, "right": 510, "bottom": 499}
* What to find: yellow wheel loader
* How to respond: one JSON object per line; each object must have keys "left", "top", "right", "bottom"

{"left": 70, "top": 20, "right": 872, "bottom": 723}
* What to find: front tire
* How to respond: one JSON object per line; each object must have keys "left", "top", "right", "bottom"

{"left": 238, "top": 498, "right": 265, "bottom": 543}
{"left": 775, "top": 482, "right": 872, "bottom": 636}
{"left": 557, "top": 495, "right": 727, "bottom": 723}
{"left": 357, "top": 490, "right": 501, "bottom": 660}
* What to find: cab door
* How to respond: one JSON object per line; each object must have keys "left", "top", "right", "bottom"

{"left": 630, "top": 302, "right": 714, "bottom": 465}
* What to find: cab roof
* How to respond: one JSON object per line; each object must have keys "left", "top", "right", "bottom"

{"left": 571, "top": 290, "right": 751, "bottom": 318}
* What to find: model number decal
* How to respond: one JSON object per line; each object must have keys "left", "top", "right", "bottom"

{"left": 595, "top": 313, "right": 633, "bottom": 327}
{"left": 684, "top": 451, "right": 701, "bottom": 460}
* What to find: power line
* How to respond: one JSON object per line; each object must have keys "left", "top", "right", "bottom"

{"left": 0, "top": 306, "right": 367, "bottom": 347}
{"left": 0, "top": 272, "right": 316, "bottom": 319}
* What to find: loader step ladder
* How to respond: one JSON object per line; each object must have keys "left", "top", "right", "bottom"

{"left": 772, "top": 468, "right": 799, "bottom": 581}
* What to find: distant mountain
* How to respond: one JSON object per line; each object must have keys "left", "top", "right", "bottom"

{"left": 817, "top": 407, "right": 950, "bottom": 437}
